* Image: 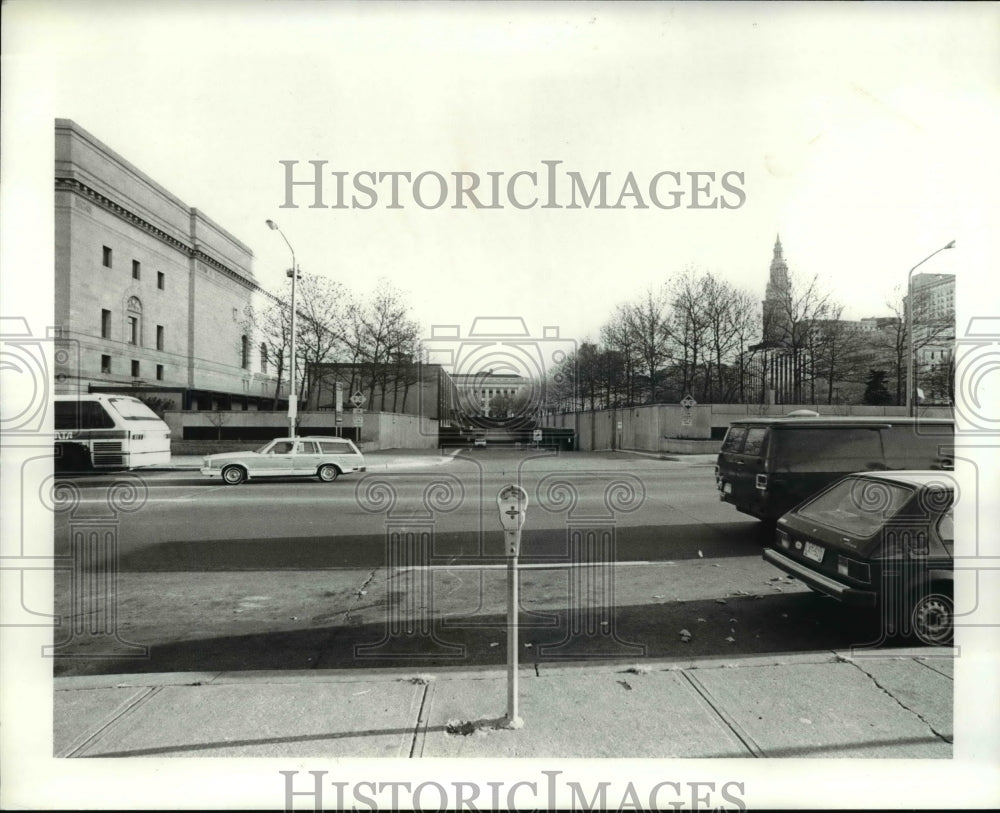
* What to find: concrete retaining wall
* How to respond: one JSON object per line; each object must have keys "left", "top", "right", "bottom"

{"left": 165, "top": 410, "right": 438, "bottom": 452}
{"left": 544, "top": 403, "right": 954, "bottom": 453}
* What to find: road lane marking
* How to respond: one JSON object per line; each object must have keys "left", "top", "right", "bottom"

{"left": 395, "top": 560, "right": 671, "bottom": 572}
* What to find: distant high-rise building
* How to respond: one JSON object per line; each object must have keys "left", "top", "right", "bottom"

{"left": 762, "top": 234, "right": 792, "bottom": 344}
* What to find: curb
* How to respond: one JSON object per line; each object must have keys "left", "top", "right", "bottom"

{"left": 54, "top": 647, "right": 949, "bottom": 692}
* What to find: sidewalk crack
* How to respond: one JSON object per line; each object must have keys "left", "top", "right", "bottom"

{"left": 66, "top": 685, "right": 163, "bottom": 758}
{"left": 312, "top": 567, "right": 380, "bottom": 669}
{"left": 681, "top": 672, "right": 761, "bottom": 757}
{"left": 409, "top": 683, "right": 431, "bottom": 758}
{"left": 843, "top": 659, "right": 952, "bottom": 743}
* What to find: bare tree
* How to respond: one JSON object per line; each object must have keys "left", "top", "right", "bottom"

{"left": 342, "top": 280, "right": 422, "bottom": 412}
{"left": 627, "top": 284, "right": 672, "bottom": 403}
{"left": 666, "top": 269, "right": 712, "bottom": 399}
{"left": 294, "top": 274, "right": 349, "bottom": 406}
{"left": 600, "top": 304, "right": 642, "bottom": 406}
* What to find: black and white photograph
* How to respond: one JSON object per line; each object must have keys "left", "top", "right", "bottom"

{"left": 1, "top": 1, "right": 998, "bottom": 809}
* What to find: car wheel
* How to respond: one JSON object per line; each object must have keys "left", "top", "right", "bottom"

{"left": 221, "top": 465, "right": 247, "bottom": 486}
{"left": 910, "top": 588, "right": 953, "bottom": 646}
{"left": 317, "top": 464, "right": 340, "bottom": 482}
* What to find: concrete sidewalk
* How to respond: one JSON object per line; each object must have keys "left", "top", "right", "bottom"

{"left": 54, "top": 648, "right": 953, "bottom": 758}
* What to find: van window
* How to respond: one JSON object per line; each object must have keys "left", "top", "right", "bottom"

{"left": 771, "top": 428, "right": 881, "bottom": 467}
{"left": 721, "top": 426, "right": 748, "bottom": 453}
{"left": 742, "top": 427, "right": 768, "bottom": 456}
{"left": 882, "top": 425, "right": 954, "bottom": 468}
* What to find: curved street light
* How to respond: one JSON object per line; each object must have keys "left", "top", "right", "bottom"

{"left": 906, "top": 240, "right": 955, "bottom": 417}
{"left": 266, "top": 219, "right": 299, "bottom": 437}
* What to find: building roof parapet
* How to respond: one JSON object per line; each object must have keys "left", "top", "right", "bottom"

{"left": 55, "top": 118, "right": 260, "bottom": 287}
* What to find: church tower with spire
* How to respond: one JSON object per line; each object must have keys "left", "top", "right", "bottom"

{"left": 762, "top": 234, "right": 792, "bottom": 344}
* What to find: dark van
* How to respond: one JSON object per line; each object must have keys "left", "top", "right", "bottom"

{"left": 715, "top": 417, "right": 953, "bottom": 522}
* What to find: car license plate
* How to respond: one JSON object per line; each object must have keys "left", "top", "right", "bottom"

{"left": 803, "top": 541, "right": 824, "bottom": 563}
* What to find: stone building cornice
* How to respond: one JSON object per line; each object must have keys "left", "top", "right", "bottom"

{"left": 56, "top": 176, "right": 280, "bottom": 303}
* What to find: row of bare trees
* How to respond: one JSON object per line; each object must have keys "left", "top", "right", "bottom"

{"left": 241, "top": 276, "right": 422, "bottom": 412}
{"left": 545, "top": 267, "right": 955, "bottom": 411}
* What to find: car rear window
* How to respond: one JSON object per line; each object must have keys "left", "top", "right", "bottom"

{"left": 721, "top": 426, "right": 748, "bottom": 452}
{"left": 796, "top": 476, "right": 914, "bottom": 537}
{"left": 770, "top": 427, "right": 882, "bottom": 467}
{"left": 319, "top": 441, "right": 353, "bottom": 454}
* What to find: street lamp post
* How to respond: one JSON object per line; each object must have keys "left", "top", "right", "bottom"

{"left": 906, "top": 240, "right": 955, "bottom": 417}
{"left": 266, "top": 219, "right": 299, "bottom": 438}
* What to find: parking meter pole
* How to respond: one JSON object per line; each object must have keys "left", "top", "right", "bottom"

{"left": 507, "top": 530, "right": 520, "bottom": 725}
{"left": 497, "top": 484, "right": 528, "bottom": 730}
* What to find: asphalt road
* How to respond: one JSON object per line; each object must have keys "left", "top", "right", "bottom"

{"left": 51, "top": 451, "right": 905, "bottom": 676}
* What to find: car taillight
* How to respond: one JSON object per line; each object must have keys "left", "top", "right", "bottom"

{"left": 837, "top": 555, "right": 871, "bottom": 583}
{"left": 777, "top": 530, "right": 790, "bottom": 549}
{"left": 756, "top": 474, "right": 768, "bottom": 491}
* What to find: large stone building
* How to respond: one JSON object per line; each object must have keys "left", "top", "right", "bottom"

{"left": 54, "top": 119, "right": 282, "bottom": 410}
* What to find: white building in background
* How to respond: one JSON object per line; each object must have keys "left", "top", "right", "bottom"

{"left": 449, "top": 371, "right": 531, "bottom": 418}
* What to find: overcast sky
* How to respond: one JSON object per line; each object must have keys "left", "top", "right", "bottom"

{"left": 4, "top": 1, "right": 996, "bottom": 351}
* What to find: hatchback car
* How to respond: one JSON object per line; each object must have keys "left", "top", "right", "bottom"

{"left": 201, "top": 436, "right": 366, "bottom": 485}
{"left": 762, "top": 471, "right": 954, "bottom": 646}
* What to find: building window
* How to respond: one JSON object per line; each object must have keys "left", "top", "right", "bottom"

{"left": 156, "top": 325, "right": 164, "bottom": 351}
{"left": 157, "top": 271, "right": 165, "bottom": 290}
{"left": 156, "top": 364, "right": 164, "bottom": 381}
{"left": 260, "top": 343, "right": 268, "bottom": 374}
{"left": 126, "top": 296, "right": 142, "bottom": 346}
{"left": 132, "top": 260, "right": 141, "bottom": 280}
{"left": 131, "top": 360, "right": 140, "bottom": 378}
{"left": 241, "top": 335, "right": 249, "bottom": 369}
{"left": 102, "top": 246, "right": 112, "bottom": 268}
{"left": 101, "top": 354, "right": 111, "bottom": 374}
{"left": 101, "top": 309, "right": 111, "bottom": 339}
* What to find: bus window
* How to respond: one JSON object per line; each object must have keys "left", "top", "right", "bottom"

{"left": 54, "top": 400, "right": 115, "bottom": 430}
{"left": 108, "top": 397, "right": 162, "bottom": 421}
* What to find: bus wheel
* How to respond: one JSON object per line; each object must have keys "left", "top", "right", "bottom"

{"left": 317, "top": 464, "right": 340, "bottom": 482}
{"left": 221, "top": 465, "right": 246, "bottom": 485}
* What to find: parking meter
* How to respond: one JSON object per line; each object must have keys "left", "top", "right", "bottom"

{"left": 497, "top": 484, "right": 528, "bottom": 556}
{"left": 497, "top": 484, "right": 528, "bottom": 728}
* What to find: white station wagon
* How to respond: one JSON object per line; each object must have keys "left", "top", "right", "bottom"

{"left": 201, "top": 436, "right": 366, "bottom": 485}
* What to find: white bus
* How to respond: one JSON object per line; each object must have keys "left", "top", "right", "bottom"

{"left": 54, "top": 394, "right": 172, "bottom": 471}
